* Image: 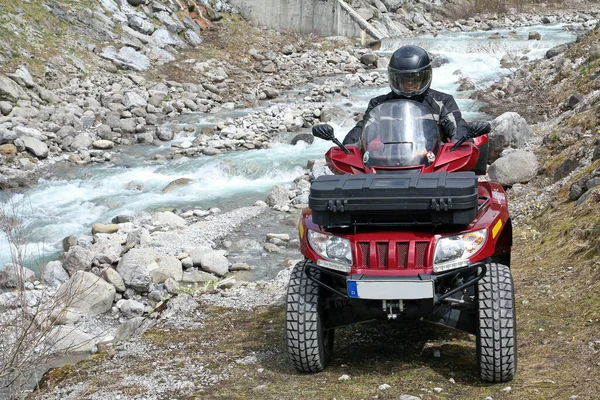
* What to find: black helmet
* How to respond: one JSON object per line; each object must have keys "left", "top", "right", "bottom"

{"left": 388, "top": 45, "right": 432, "bottom": 97}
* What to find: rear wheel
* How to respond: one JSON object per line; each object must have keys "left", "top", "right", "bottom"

{"left": 286, "top": 262, "right": 334, "bottom": 372}
{"left": 477, "top": 263, "right": 517, "bottom": 382}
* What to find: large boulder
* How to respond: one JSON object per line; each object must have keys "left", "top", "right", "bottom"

{"left": 0, "top": 74, "right": 29, "bottom": 102}
{"left": 116, "top": 248, "right": 157, "bottom": 292}
{"left": 488, "top": 112, "right": 533, "bottom": 163}
{"left": 265, "top": 185, "right": 291, "bottom": 208}
{"left": 56, "top": 271, "right": 116, "bottom": 316}
{"left": 45, "top": 326, "right": 96, "bottom": 354}
{"left": 488, "top": 151, "right": 538, "bottom": 186}
{"left": 148, "top": 256, "right": 183, "bottom": 283}
{"left": 62, "top": 246, "right": 96, "bottom": 276}
{"left": 42, "top": 260, "right": 69, "bottom": 287}
{"left": 0, "top": 263, "right": 36, "bottom": 288}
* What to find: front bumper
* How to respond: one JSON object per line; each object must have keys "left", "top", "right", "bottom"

{"left": 305, "top": 261, "right": 486, "bottom": 306}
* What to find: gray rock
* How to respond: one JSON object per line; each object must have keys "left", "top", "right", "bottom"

{"left": 0, "top": 74, "right": 29, "bottom": 102}
{"left": 151, "top": 28, "right": 184, "bottom": 48}
{"left": 117, "top": 298, "right": 145, "bottom": 318}
{"left": 56, "top": 271, "right": 116, "bottom": 316}
{"left": 102, "top": 267, "right": 126, "bottom": 293}
{"left": 155, "top": 125, "right": 173, "bottom": 141}
{"left": 0, "top": 263, "right": 36, "bottom": 288}
{"left": 489, "top": 112, "right": 533, "bottom": 163}
{"left": 39, "top": 88, "right": 60, "bottom": 104}
{"left": 546, "top": 43, "right": 569, "bottom": 59}
{"left": 123, "top": 91, "right": 148, "bottom": 109}
{"left": 42, "top": 260, "right": 69, "bottom": 287}
{"left": 91, "top": 238, "right": 122, "bottom": 265}
{"left": 149, "top": 256, "right": 183, "bottom": 283}
{"left": 0, "top": 101, "right": 13, "bottom": 115}
{"left": 290, "top": 133, "right": 314, "bottom": 145}
{"left": 488, "top": 151, "right": 538, "bottom": 186}
{"left": 163, "top": 278, "right": 178, "bottom": 294}
{"left": 265, "top": 185, "right": 291, "bottom": 208}
{"left": 21, "top": 136, "right": 48, "bottom": 158}
{"left": 161, "top": 178, "right": 194, "bottom": 193}
{"left": 115, "top": 316, "right": 147, "bottom": 342}
{"left": 163, "top": 293, "right": 198, "bottom": 317}
{"left": 128, "top": 14, "right": 155, "bottom": 35}
{"left": 63, "top": 246, "right": 96, "bottom": 275}
{"left": 151, "top": 211, "right": 187, "bottom": 228}
{"left": 46, "top": 326, "right": 96, "bottom": 354}
{"left": 183, "top": 30, "right": 203, "bottom": 46}
{"left": 181, "top": 268, "right": 215, "bottom": 284}
{"left": 71, "top": 132, "right": 93, "bottom": 150}
{"left": 92, "top": 139, "right": 115, "bottom": 149}
{"left": 116, "top": 248, "right": 158, "bottom": 292}
{"left": 200, "top": 252, "right": 229, "bottom": 277}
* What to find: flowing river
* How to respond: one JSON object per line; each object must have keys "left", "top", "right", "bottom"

{"left": 0, "top": 23, "right": 586, "bottom": 272}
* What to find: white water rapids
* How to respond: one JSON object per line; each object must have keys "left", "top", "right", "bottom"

{"left": 0, "top": 23, "right": 587, "bottom": 270}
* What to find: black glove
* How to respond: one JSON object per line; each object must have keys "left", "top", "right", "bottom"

{"left": 468, "top": 120, "right": 491, "bottom": 136}
{"left": 312, "top": 124, "right": 335, "bottom": 140}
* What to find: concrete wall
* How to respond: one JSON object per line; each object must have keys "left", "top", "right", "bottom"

{"left": 228, "top": 0, "right": 364, "bottom": 38}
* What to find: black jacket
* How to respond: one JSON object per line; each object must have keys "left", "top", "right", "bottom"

{"left": 342, "top": 89, "right": 469, "bottom": 145}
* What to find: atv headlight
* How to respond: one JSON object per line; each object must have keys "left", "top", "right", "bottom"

{"left": 433, "top": 229, "right": 487, "bottom": 273}
{"left": 308, "top": 230, "right": 353, "bottom": 266}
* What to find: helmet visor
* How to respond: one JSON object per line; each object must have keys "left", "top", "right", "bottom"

{"left": 388, "top": 66, "right": 432, "bottom": 97}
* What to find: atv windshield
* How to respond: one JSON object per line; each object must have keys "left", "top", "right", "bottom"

{"left": 361, "top": 100, "right": 440, "bottom": 168}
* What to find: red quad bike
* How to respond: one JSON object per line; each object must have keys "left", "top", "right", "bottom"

{"left": 286, "top": 100, "right": 516, "bottom": 383}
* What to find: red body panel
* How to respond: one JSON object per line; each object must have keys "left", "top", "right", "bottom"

{"left": 300, "top": 134, "right": 511, "bottom": 276}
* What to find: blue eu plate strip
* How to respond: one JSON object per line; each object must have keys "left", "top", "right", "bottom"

{"left": 347, "top": 281, "right": 358, "bottom": 298}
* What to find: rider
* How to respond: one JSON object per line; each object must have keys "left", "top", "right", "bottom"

{"left": 343, "top": 45, "right": 469, "bottom": 145}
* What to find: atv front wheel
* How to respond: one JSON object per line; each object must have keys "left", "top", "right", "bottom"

{"left": 286, "top": 262, "right": 334, "bottom": 372}
{"left": 477, "top": 263, "right": 517, "bottom": 382}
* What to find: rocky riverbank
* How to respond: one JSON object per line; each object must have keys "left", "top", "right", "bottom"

{"left": 1, "top": 0, "right": 600, "bottom": 398}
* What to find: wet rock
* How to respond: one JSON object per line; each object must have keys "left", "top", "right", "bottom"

{"left": 162, "top": 178, "right": 194, "bottom": 193}
{"left": 290, "top": 133, "right": 314, "bottom": 145}
{"left": 546, "top": 43, "right": 569, "bottom": 59}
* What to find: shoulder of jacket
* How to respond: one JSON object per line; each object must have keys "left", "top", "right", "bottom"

{"left": 426, "top": 88, "right": 447, "bottom": 98}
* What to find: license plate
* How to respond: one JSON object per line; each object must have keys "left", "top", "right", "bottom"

{"left": 347, "top": 279, "right": 434, "bottom": 300}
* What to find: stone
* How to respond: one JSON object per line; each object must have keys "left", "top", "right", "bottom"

{"left": 0, "top": 144, "right": 17, "bottom": 155}
{"left": 92, "top": 140, "right": 115, "bottom": 149}
{"left": 0, "top": 263, "right": 36, "bottom": 288}
{"left": 92, "top": 223, "right": 120, "bottom": 234}
{"left": 21, "top": 136, "right": 48, "bottom": 158}
{"left": 56, "top": 271, "right": 116, "bottom": 316}
{"left": 42, "top": 260, "right": 69, "bottom": 287}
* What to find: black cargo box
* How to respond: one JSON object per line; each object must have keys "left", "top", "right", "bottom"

{"left": 309, "top": 172, "right": 478, "bottom": 227}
